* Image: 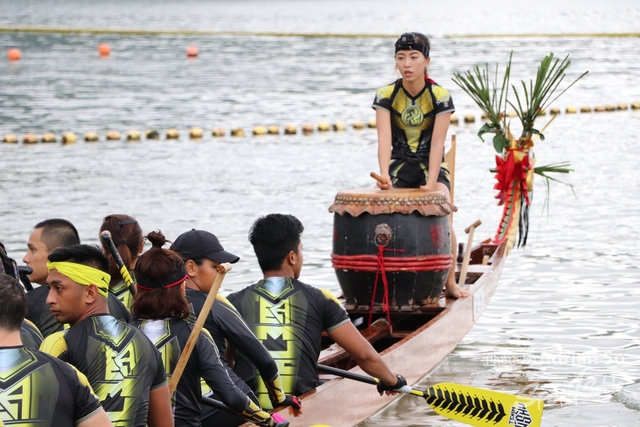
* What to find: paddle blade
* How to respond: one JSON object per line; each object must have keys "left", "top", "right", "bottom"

{"left": 422, "top": 383, "right": 544, "bottom": 427}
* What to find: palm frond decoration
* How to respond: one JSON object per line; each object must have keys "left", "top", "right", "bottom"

{"left": 452, "top": 53, "right": 587, "bottom": 249}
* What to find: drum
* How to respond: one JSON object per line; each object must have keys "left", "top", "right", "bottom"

{"left": 329, "top": 188, "right": 456, "bottom": 309}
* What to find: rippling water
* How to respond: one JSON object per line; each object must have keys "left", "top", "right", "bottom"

{"left": 1, "top": 1, "right": 640, "bottom": 426}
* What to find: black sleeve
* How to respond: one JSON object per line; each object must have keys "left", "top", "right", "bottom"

{"left": 196, "top": 330, "right": 272, "bottom": 425}
{"left": 58, "top": 358, "right": 103, "bottom": 424}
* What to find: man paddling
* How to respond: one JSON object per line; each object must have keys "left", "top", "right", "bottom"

{"left": 228, "top": 214, "right": 406, "bottom": 407}
{"left": 39, "top": 244, "right": 173, "bottom": 427}
{"left": 0, "top": 274, "right": 114, "bottom": 427}
{"left": 23, "top": 219, "right": 131, "bottom": 338}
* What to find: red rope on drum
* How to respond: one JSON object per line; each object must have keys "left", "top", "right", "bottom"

{"left": 331, "top": 252, "right": 454, "bottom": 328}
{"left": 369, "top": 246, "right": 404, "bottom": 328}
{"left": 331, "top": 253, "right": 453, "bottom": 272}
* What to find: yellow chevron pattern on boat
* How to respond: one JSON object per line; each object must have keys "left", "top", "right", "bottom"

{"left": 422, "top": 383, "right": 544, "bottom": 427}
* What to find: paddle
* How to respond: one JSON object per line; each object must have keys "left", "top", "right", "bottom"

{"left": 317, "top": 364, "right": 544, "bottom": 427}
{"left": 168, "top": 262, "right": 231, "bottom": 396}
{"left": 100, "top": 230, "right": 136, "bottom": 296}
{"left": 458, "top": 220, "right": 482, "bottom": 286}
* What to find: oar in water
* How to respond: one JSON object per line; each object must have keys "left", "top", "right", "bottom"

{"left": 317, "top": 364, "right": 544, "bottom": 427}
{"left": 100, "top": 230, "right": 136, "bottom": 296}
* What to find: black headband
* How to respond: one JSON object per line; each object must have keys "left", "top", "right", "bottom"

{"left": 395, "top": 33, "right": 429, "bottom": 57}
{"left": 136, "top": 265, "right": 187, "bottom": 290}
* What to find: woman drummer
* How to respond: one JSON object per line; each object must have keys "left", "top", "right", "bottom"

{"left": 131, "top": 231, "right": 287, "bottom": 427}
{"left": 373, "top": 32, "right": 469, "bottom": 299}
{"left": 99, "top": 214, "right": 143, "bottom": 310}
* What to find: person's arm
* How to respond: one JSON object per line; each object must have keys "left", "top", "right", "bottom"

{"left": 197, "top": 331, "right": 279, "bottom": 426}
{"left": 77, "top": 409, "right": 114, "bottom": 427}
{"left": 422, "top": 113, "right": 452, "bottom": 190}
{"left": 215, "top": 298, "right": 289, "bottom": 407}
{"left": 146, "top": 384, "right": 174, "bottom": 427}
{"left": 326, "top": 321, "right": 398, "bottom": 386}
{"left": 376, "top": 108, "right": 393, "bottom": 189}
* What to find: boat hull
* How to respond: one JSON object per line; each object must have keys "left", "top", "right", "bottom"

{"left": 279, "top": 240, "right": 507, "bottom": 427}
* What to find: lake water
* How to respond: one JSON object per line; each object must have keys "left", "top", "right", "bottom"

{"left": 1, "top": 1, "right": 640, "bottom": 426}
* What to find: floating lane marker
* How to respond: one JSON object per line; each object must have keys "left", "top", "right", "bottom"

{"left": 3, "top": 105, "right": 639, "bottom": 145}
{"left": 0, "top": 26, "right": 397, "bottom": 38}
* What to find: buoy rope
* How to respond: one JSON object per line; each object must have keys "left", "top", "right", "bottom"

{"left": 2, "top": 26, "right": 638, "bottom": 39}
{"left": 0, "top": 26, "right": 396, "bottom": 38}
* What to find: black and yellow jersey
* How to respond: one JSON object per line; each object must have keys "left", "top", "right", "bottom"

{"left": 186, "top": 290, "right": 285, "bottom": 406}
{"left": 20, "top": 319, "right": 44, "bottom": 350}
{"left": 228, "top": 277, "right": 349, "bottom": 408}
{"left": 0, "top": 345, "right": 103, "bottom": 426}
{"left": 134, "top": 318, "right": 274, "bottom": 427}
{"left": 26, "top": 286, "right": 132, "bottom": 338}
{"left": 372, "top": 78, "right": 455, "bottom": 164}
{"left": 110, "top": 270, "right": 135, "bottom": 311}
{"left": 39, "top": 314, "right": 166, "bottom": 427}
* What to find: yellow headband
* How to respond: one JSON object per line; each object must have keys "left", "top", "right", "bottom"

{"left": 47, "top": 261, "right": 110, "bottom": 298}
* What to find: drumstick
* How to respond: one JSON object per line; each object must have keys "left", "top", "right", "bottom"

{"left": 370, "top": 171, "right": 390, "bottom": 186}
{"left": 458, "top": 220, "right": 481, "bottom": 286}
{"left": 100, "top": 230, "right": 136, "bottom": 296}
{"left": 168, "top": 262, "right": 232, "bottom": 396}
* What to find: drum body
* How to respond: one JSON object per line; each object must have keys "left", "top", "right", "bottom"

{"left": 329, "top": 188, "right": 455, "bottom": 308}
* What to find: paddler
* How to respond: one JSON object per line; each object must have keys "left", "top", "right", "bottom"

{"left": 131, "top": 231, "right": 289, "bottom": 427}
{"left": 372, "top": 32, "right": 469, "bottom": 299}
{"left": 170, "top": 229, "right": 301, "bottom": 426}
{"left": 0, "top": 274, "right": 113, "bottom": 427}
{"left": 23, "top": 218, "right": 131, "bottom": 338}
{"left": 39, "top": 244, "right": 173, "bottom": 427}
{"left": 228, "top": 214, "right": 407, "bottom": 407}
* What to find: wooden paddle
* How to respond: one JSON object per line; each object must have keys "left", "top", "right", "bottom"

{"left": 370, "top": 171, "right": 390, "bottom": 188}
{"left": 168, "top": 262, "right": 232, "bottom": 396}
{"left": 458, "top": 220, "right": 481, "bottom": 286}
{"left": 100, "top": 230, "right": 136, "bottom": 296}
{"left": 317, "top": 364, "right": 543, "bottom": 427}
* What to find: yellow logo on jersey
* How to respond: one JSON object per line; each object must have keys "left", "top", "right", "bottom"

{"left": 401, "top": 105, "right": 424, "bottom": 127}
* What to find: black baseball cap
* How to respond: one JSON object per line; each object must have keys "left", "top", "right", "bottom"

{"left": 171, "top": 229, "right": 239, "bottom": 264}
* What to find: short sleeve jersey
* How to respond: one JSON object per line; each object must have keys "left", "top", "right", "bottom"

{"left": 228, "top": 277, "right": 349, "bottom": 407}
{"left": 39, "top": 314, "right": 166, "bottom": 427}
{"left": 134, "top": 318, "right": 273, "bottom": 427}
{"left": 373, "top": 78, "right": 455, "bottom": 164}
{"left": 0, "top": 346, "right": 103, "bottom": 426}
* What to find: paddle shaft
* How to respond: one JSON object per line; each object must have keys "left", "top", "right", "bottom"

{"left": 458, "top": 220, "right": 481, "bottom": 286}
{"left": 100, "top": 230, "right": 136, "bottom": 296}
{"left": 168, "top": 263, "right": 232, "bottom": 396}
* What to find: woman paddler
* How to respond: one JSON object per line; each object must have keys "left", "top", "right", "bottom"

{"left": 131, "top": 231, "right": 288, "bottom": 427}
{"left": 99, "top": 214, "right": 143, "bottom": 310}
{"left": 373, "top": 32, "right": 469, "bottom": 299}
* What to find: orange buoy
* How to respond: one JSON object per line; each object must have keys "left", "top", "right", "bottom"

{"left": 7, "top": 48, "right": 21, "bottom": 61}
{"left": 98, "top": 43, "right": 111, "bottom": 57}
{"left": 186, "top": 45, "right": 199, "bottom": 58}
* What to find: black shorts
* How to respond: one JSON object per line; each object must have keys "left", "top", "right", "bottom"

{"left": 389, "top": 160, "right": 451, "bottom": 191}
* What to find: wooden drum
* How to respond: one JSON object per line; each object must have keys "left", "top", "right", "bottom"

{"left": 329, "top": 188, "right": 456, "bottom": 309}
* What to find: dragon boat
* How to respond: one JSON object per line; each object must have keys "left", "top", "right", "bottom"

{"left": 265, "top": 133, "right": 527, "bottom": 427}
{"left": 238, "top": 52, "right": 582, "bottom": 427}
